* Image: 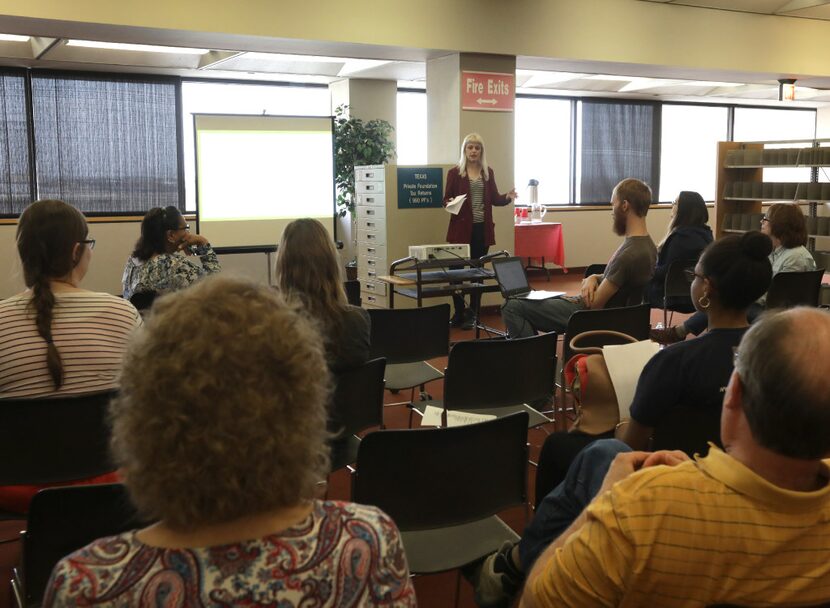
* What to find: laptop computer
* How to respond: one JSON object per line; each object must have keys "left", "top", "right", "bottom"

{"left": 492, "top": 257, "right": 565, "bottom": 300}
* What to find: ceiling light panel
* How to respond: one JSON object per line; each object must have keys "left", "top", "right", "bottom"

{"left": 66, "top": 40, "right": 209, "bottom": 54}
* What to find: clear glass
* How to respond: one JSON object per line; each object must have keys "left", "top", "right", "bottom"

{"left": 514, "top": 97, "right": 571, "bottom": 205}
{"left": 181, "top": 82, "right": 330, "bottom": 211}
{"left": 396, "top": 91, "right": 427, "bottom": 165}
{"left": 734, "top": 107, "right": 816, "bottom": 185}
{"left": 733, "top": 107, "right": 816, "bottom": 142}
{"left": 659, "top": 104, "right": 728, "bottom": 202}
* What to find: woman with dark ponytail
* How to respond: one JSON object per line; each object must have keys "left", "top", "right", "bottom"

{"left": 0, "top": 200, "right": 142, "bottom": 511}
{"left": 122, "top": 206, "right": 220, "bottom": 300}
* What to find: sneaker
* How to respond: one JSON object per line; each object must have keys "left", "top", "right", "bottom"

{"left": 461, "top": 308, "right": 476, "bottom": 331}
{"left": 473, "top": 541, "right": 523, "bottom": 608}
{"left": 650, "top": 325, "right": 685, "bottom": 345}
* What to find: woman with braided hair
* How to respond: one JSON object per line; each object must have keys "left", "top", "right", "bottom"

{"left": 0, "top": 200, "right": 141, "bottom": 511}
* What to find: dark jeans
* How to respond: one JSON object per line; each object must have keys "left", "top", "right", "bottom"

{"left": 534, "top": 430, "right": 614, "bottom": 508}
{"left": 684, "top": 302, "right": 763, "bottom": 336}
{"left": 518, "top": 439, "right": 631, "bottom": 570}
{"left": 452, "top": 222, "right": 489, "bottom": 316}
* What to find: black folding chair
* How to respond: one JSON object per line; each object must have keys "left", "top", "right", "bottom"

{"left": 352, "top": 412, "right": 528, "bottom": 606}
{"left": 661, "top": 258, "right": 697, "bottom": 327}
{"left": 343, "top": 280, "right": 361, "bottom": 307}
{"left": 557, "top": 304, "right": 651, "bottom": 419}
{"left": 412, "top": 332, "right": 557, "bottom": 429}
{"left": 367, "top": 304, "right": 450, "bottom": 403}
{"left": 0, "top": 392, "right": 117, "bottom": 513}
{"left": 650, "top": 405, "right": 723, "bottom": 458}
{"left": 561, "top": 304, "right": 651, "bottom": 371}
{"left": 327, "top": 357, "right": 386, "bottom": 471}
{"left": 765, "top": 269, "right": 824, "bottom": 309}
{"left": 128, "top": 290, "right": 157, "bottom": 313}
{"left": 12, "top": 483, "right": 146, "bottom": 608}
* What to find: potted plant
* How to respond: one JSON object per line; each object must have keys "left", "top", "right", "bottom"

{"left": 333, "top": 104, "right": 395, "bottom": 219}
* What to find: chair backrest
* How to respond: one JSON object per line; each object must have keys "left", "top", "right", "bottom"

{"left": 22, "top": 483, "right": 146, "bottom": 606}
{"left": 352, "top": 412, "right": 528, "bottom": 530}
{"left": 663, "top": 258, "right": 697, "bottom": 312}
{"left": 765, "top": 269, "right": 824, "bottom": 309}
{"left": 583, "top": 263, "right": 607, "bottom": 277}
{"left": 329, "top": 357, "right": 386, "bottom": 438}
{"left": 650, "top": 405, "right": 722, "bottom": 457}
{"left": 367, "top": 303, "right": 450, "bottom": 364}
{"left": 0, "top": 391, "right": 117, "bottom": 485}
{"left": 562, "top": 304, "right": 651, "bottom": 366}
{"left": 605, "top": 284, "right": 646, "bottom": 308}
{"left": 343, "top": 280, "right": 361, "bottom": 306}
{"left": 129, "top": 290, "right": 157, "bottom": 311}
{"left": 444, "top": 333, "right": 557, "bottom": 410}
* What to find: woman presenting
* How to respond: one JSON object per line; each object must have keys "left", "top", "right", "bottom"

{"left": 444, "top": 132, "right": 517, "bottom": 328}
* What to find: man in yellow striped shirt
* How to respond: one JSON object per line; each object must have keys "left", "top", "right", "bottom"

{"left": 478, "top": 308, "right": 830, "bottom": 607}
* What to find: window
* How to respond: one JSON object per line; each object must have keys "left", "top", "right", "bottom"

{"left": 0, "top": 70, "right": 32, "bottom": 215}
{"left": 514, "top": 97, "right": 571, "bottom": 204}
{"left": 733, "top": 107, "right": 816, "bottom": 184}
{"left": 660, "top": 104, "right": 728, "bottom": 202}
{"left": 32, "top": 73, "right": 180, "bottom": 214}
{"left": 578, "top": 101, "right": 658, "bottom": 204}
{"left": 181, "top": 81, "right": 330, "bottom": 211}
{"left": 396, "top": 91, "right": 426, "bottom": 165}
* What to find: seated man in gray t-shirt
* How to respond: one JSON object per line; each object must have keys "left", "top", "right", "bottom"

{"left": 502, "top": 178, "right": 657, "bottom": 338}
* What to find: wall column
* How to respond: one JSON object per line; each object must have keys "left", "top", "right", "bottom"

{"left": 427, "top": 53, "right": 516, "bottom": 304}
{"left": 329, "top": 78, "right": 397, "bottom": 262}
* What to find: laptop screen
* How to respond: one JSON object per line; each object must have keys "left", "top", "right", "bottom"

{"left": 492, "top": 257, "right": 531, "bottom": 297}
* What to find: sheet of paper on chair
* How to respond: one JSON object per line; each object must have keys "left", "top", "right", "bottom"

{"left": 445, "top": 194, "right": 466, "bottom": 215}
{"left": 602, "top": 340, "right": 660, "bottom": 419}
{"left": 421, "top": 405, "right": 444, "bottom": 427}
{"left": 446, "top": 411, "right": 496, "bottom": 427}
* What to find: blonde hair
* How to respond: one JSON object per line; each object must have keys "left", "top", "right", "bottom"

{"left": 110, "top": 275, "right": 331, "bottom": 531}
{"left": 457, "top": 132, "right": 490, "bottom": 180}
{"left": 276, "top": 218, "right": 348, "bottom": 340}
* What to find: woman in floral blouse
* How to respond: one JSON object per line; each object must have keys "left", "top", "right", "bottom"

{"left": 44, "top": 275, "right": 416, "bottom": 607}
{"left": 122, "top": 206, "right": 220, "bottom": 300}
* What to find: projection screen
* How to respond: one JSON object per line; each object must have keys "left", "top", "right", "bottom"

{"left": 193, "top": 114, "right": 336, "bottom": 247}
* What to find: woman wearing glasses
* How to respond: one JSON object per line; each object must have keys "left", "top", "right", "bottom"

{"left": 653, "top": 202, "right": 815, "bottom": 343}
{"left": 0, "top": 199, "right": 142, "bottom": 510}
{"left": 616, "top": 231, "right": 772, "bottom": 451}
{"left": 534, "top": 232, "right": 773, "bottom": 501}
{"left": 122, "top": 206, "right": 220, "bottom": 301}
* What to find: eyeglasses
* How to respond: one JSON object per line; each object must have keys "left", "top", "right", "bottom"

{"left": 683, "top": 268, "right": 703, "bottom": 282}
{"left": 80, "top": 239, "right": 96, "bottom": 250}
{"left": 761, "top": 216, "right": 770, "bottom": 223}
{"left": 177, "top": 224, "right": 190, "bottom": 231}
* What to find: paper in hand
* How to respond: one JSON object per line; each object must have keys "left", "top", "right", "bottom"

{"left": 445, "top": 194, "right": 466, "bottom": 215}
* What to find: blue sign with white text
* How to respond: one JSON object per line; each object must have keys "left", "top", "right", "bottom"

{"left": 397, "top": 167, "right": 444, "bottom": 209}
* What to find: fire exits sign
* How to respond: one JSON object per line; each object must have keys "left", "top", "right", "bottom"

{"left": 461, "top": 71, "right": 515, "bottom": 112}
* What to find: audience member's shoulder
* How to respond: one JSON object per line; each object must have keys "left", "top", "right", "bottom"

{"left": 345, "top": 304, "right": 370, "bottom": 323}
{"left": 321, "top": 499, "right": 398, "bottom": 529}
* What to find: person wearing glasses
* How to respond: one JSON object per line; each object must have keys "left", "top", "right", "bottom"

{"left": 652, "top": 202, "right": 814, "bottom": 344}
{"left": 0, "top": 199, "right": 141, "bottom": 510}
{"left": 122, "top": 205, "right": 220, "bottom": 301}
{"left": 531, "top": 231, "right": 773, "bottom": 507}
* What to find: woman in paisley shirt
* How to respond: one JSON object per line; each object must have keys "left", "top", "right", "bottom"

{"left": 122, "top": 206, "right": 220, "bottom": 300}
{"left": 44, "top": 275, "right": 416, "bottom": 607}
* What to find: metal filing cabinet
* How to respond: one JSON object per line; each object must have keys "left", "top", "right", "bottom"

{"left": 355, "top": 164, "right": 389, "bottom": 308}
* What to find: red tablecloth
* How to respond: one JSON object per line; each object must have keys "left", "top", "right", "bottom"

{"left": 514, "top": 222, "right": 566, "bottom": 271}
